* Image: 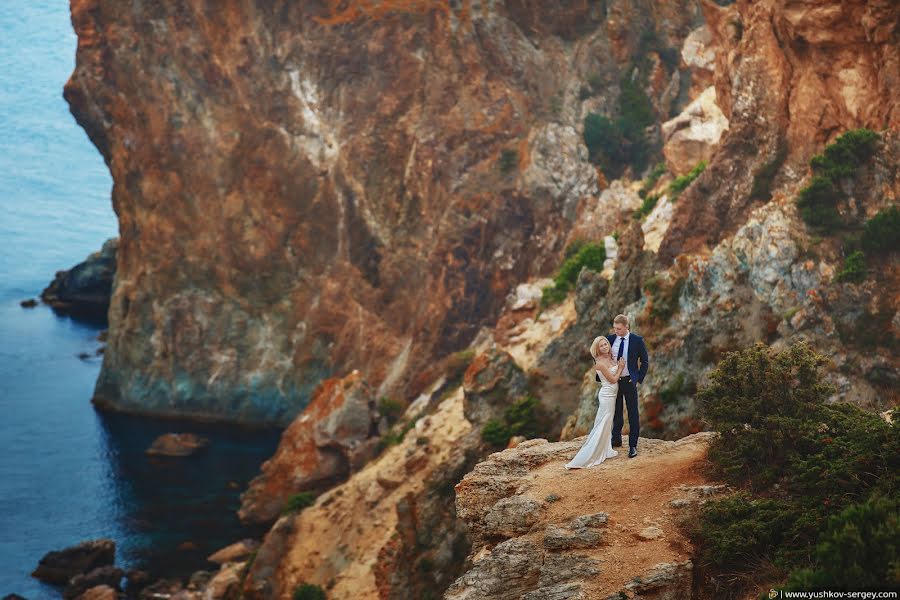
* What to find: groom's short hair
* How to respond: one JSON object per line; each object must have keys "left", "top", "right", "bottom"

{"left": 613, "top": 314, "right": 629, "bottom": 327}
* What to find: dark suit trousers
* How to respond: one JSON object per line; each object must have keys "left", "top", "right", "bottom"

{"left": 613, "top": 378, "right": 640, "bottom": 449}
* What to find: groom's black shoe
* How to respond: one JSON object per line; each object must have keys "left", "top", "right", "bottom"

{"left": 612, "top": 440, "right": 622, "bottom": 448}
{"left": 628, "top": 447, "right": 637, "bottom": 458}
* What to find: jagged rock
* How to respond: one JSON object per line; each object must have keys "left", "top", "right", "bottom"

{"left": 624, "top": 561, "right": 693, "bottom": 599}
{"left": 483, "top": 496, "right": 543, "bottom": 539}
{"left": 661, "top": 0, "right": 899, "bottom": 262}
{"left": 64, "top": 566, "right": 124, "bottom": 599}
{"left": 661, "top": 87, "right": 728, "bottom": 175}
{"left": 31, "top": 539, "right": 115, "bottom": 585}
{"left": 443, "top": 538, "right": 543, "bottom": 600}
{"left": 137, "top": 578, "right": 183, "bottom": 600}
{"left": 239, "top": 370, "right": 383, "bottom": 523}
{"left": 74, "top": 585, "right": 117, "bottom": 600}
{"left": 451, "top": 433, "right": 717, "bottom": 598}
{"left": 207, "top": 538, "right": 259, "bottom": 564}
{"left": 202, "top": 562, "right": 245, "bottom": 600}
{"left": 543, "top": 524, "right": 604, "bottom": 551}
{"left": 244, "top": 389, "right": 476, "bottom": 600}
{"left": 146, "top": 433, "right": 209, "bottom": 457}
{"left": 41, "top": 238, "right": 117, "bottom": 319}
{"left": 462, "top": 347, "right": 528, "bottom": 426}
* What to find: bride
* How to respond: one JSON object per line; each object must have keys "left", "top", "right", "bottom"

{"left": 565, "top": 336, "right": 625, "bottom": 469}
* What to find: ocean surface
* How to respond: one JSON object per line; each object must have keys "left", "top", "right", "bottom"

{"left": 0, "top": 4, "right": 280, "bottom": 598}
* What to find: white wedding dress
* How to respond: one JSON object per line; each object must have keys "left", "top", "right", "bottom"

{"left": 565, "top": 364, "right": 618, "bottom": 469}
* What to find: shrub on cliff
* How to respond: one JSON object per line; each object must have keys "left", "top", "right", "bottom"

{"left": 583, "top": 76, "right": 655, "bottom": 178}
{"left": 862, "top": 206, "right": 900, "bottom": 254}
{"left": 836, "top": 250, "right": 867, "bottom": 283}
{"left": 284, "top": 491, "right": 317, "bottom": 514}
{"left": 667, "top": 160, "right": 706, "bottom": 200}
{"left": 541, "top": 242, "right": 606, "bottom": 307}
{"left": 293, "top": 583, "right": 326, "bottom": 600}
{"left": 481, "top": 396, "right": 554, "bottom": 448}
{"left": 693, "top": 342, "right": 899, "bottom": 591}
{"left": 796, "top": 128, "right": 881, "bottom": 232}
{"left": 809, "top": 128, "right": 880, "bottom": 181}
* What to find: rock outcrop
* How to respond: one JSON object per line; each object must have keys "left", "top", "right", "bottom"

{"left": 41, "top": 237, "right": 117, "bottom": 320}
{"left": 242, "top": 387, "right": 478, "bottom": 600}
{"left": 660, "top": 0, "right": 899, "bottom": 262}
{"left": 239, "top": 370, "right": 385, "bottom": 524}
{"left": 65, "top": 0, "right": 702, "bottom": 424}
{"left": 447, "top": 432, "right": 718, "bottom": 599}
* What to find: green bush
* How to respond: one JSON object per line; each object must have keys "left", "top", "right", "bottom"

{"left": 639, "top": 163, "right": 667, "bottom": 198}
{"left": 582, "top": 76, "right": 655, "bottom": 178}
{"left": 862, "top": 206, "right": 900, "bottom": 254}
{"left": 836, "top": 250, "right": 866, "bottom": 283}
{"left": 541, "top": 243, "right": 606, "bottom": 307}
{"left": 797, "top": 129, "right": 881, "bottom": 231}
{"left": 645, "top": 275, "right": 684, "bottom": 322}
{"left": 697, "top": 342, "right": 834, "bottom": 489}
{"left": 694, "top": 342, "right": 899, "bottom": 590}
{"left": 293, "top": 583, "right": 327, "bottom": 600}
{"left": 695, "top": 494, "right": 795, "bottom": 571}
{"left": 785, "top": 494, "right": 899, "bottom": 591}
{"left": 481, "top": 396, "right": 553, "bottom": 448}
{"left": 668, "top": 161, "right": 706, "bottom": 199}
{"left": 809, "top": 128, "right": 880, "bottom": 181}
{"left": 796, "top": 175, "right": 843, "bottom": 232}
{"left": 378, "top": 397, "right": 404, "bottom": 424}
{"left": 499, "top": 149, "right": 518, "bottom": 174}
{"left": 284, "top": 491, "right": 317, "bottom": 514}
{"left": 481, "top": 418, "right": 511, "bottom": 447}
{"left": 633, "top": 193, "right": 660, "bottom": 220}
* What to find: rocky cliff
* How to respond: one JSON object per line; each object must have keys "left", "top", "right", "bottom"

{"left": 62, "top": 0, "right": 899, "bottom": 597}
{"left": 65, "top": 0, "right": 703, "bottom": 424}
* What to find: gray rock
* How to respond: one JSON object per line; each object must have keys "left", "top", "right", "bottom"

{"left": 31, "top": 539, "right": 115, "bottom": 585}
{"left": 483, "top": 496, "right": 543, "bottom": 538}
{"left": 41, "top": 238, "right": 117, "bottom": 319}
{"left": 543, "top": 524, "right": 603, "bottom": 550}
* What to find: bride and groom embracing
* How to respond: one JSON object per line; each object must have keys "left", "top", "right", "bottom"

{"left": 565, "top": 314, "right": 649, "bottom": 469}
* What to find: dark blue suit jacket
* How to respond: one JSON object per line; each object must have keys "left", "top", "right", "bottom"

{"left": 595, "top": 333, "right": 649, "bottom": 384}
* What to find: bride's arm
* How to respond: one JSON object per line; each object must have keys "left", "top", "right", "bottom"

{"left": 615, "top": 357, "right": 625, "bottom": 378}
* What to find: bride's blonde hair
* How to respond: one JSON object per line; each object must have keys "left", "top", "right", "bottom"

{"left": 590, "top": 336, "right": 612, "bottom": 360}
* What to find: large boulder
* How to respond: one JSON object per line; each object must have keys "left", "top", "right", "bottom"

{"left": 41, "top": 238, "right": 117, "bottom": 319}
{"left": 661, "top": 86, "right": 728, "bottom": 176}
{"left": 238, "top": 370, "right": 384, "bottom": 523}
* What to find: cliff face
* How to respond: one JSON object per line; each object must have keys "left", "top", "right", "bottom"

{"left": 66, "top": 0, "right": 701, "bottom": 423}
{"left": 660, "top": 0, "right": 899, "bottom": 261}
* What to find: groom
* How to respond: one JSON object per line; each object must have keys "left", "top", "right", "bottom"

{"left": 596, "top": 314, "right": 649, "bottom": 457}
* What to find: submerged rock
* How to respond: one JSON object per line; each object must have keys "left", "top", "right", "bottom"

{"left": 145, "top": 433, "right": 210, "bottom": 457}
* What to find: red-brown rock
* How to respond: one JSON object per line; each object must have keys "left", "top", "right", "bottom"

{"left": 238, "top": 370, "right": 383, "bottom": 523}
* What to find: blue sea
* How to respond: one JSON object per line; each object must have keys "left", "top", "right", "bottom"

{"left": 0, "top": 4, "right": 280, "bottom": 598}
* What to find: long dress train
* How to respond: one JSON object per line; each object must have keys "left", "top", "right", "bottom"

{"left": 564, "top": 366, "right": 618, "bottom": 469}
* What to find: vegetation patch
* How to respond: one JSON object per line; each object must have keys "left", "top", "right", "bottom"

{"left": 583, "top": 75, "right": 656, "bottom": 178}
{"left": 796, "top": 128, "right": 881, "bottom": 233}
{"left": 283, "top": 491, "right": 318, "bottom": 515}
{"left": 499, "top": 149, "right": 518, "bottom": 174}
{"left": 691, "top": 342, "right": 898, "bottom": 594}
{"left": 293, "top": 583, "right": 327, "bottom": 600}
{"left": 541, "top": 242, "right": 606, "bottom": 307}
{"left": 667, "top": 160, "right": 706, "bottom": 200}
{"left": 481, "top": 395, "right": 554, "bottom": 448}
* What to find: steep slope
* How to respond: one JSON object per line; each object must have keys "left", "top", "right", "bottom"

{"left": 65, "top": 0, "right": 702, "bottom": 424}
